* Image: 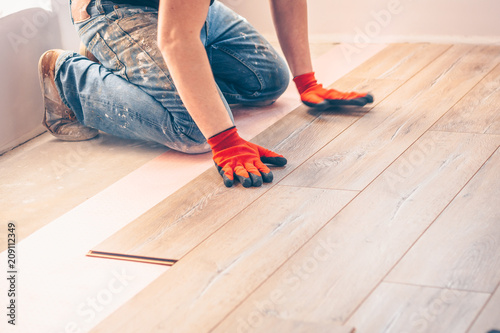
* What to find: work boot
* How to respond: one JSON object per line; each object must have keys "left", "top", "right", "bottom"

{"left": 39, "top": 49, "right": 99, "bottom": 141}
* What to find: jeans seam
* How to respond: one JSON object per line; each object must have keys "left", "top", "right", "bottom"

{"left": 112, "top": 12, "right": 194, "bottom": 136}
{"left": 212, "top": 45, "right": 264, "bottom": 97}
{"left": 170, "top": 114, "right": 199, "bottom": 140}
{"left": 78, "top": 15, "right": 108, "bottom": 37}
{"left": 84, "top": 95, "right": 164, "bottom": 132}
{"left": 55, "top": 51, "right": 80, "bottom": 110}
{"left": 88, "top": 32, "right": 127, "bottom": 73}
{"left": 113, "top": 14, "right": 175, "bottom": 90}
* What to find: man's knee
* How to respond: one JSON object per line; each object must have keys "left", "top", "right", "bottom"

{"left": 271, "top": 64, "right": 290, "bottom": 97}
{"left": 262, "top": 57, "right": 290, "bottom": 101}
{"left": 165, "top": 124, "right": 211, "bottom": 154}
{"left": 182, "top": 142, "right": 211, "bottom": 154}
{"left": 168, "top": 139, "right": 211, "bottom": 155}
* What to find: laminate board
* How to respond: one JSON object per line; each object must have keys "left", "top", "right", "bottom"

{"left": 432, "top": 63, "right": 500, "bottom": 134}
{"left": 386, "top": 147, "right": 500, "bottom": 292}
{"left": 468, "top": 283, "right": 500, "bottom": 333}
{"left": 280, "top": 45, "right": 500, "bottom": 190}
{"left": 212, "top": 131, "right": 499, "bottom": 328}
{"left": 346, "top": 283, "right": 489, "bottom": 333}
{"left": 92, "top": 186, "right": 356, "bottom": 332}
{"left": 91, "top": 44, "right": 448, "bottom": 261}
{"left": 236, "top": 317, "right": 354, "bottom": 333}
{"left": 346, "top": 43, "right": 451, "bottom": 80}
{"left": 0, "top": 133, "right": 167, "bottom": 251}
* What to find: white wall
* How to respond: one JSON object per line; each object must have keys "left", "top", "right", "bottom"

{"left": 0, "top": 0, "right": 80, "bottom": 154}
{"left": 0, "top": 8, "right": 62, "bottom": 154}
{"left": 221, "top": 0, "right": 500, "bottom": 44}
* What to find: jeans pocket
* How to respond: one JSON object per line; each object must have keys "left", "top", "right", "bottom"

{"left": 87, "top": 32, "right": 127, "bottom": 78}
{"left": 71, "top": 0, "right": 92, "bottom": 24}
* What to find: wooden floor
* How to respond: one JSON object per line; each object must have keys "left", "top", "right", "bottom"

{"left": 90, "top": 44, "right": 500, "bottom": 333}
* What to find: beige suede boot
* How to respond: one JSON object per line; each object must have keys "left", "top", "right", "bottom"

{"left": 38, "top": 49, "right": 99, "bottom": 141}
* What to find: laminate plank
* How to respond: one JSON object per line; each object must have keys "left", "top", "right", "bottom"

{"left": 433, "top": 63, "right": 500, "bottom": 134}
{"left": 92, "top": 186, "right": 356, "bottom": 333}
{"left": 237, "top": 318, "right": 354, "bottom": 333}
{"left": 346, "top": 283, "right": 489, "bottom": 333}
{"left": 386, "top": 147, "right": 500, "bottom": 292}
{"left": 468, "top": 283, "right": 500, "bottom": 333}
{"left": 212, "top": 131, "right": 500, "bottom": 328}
{"left": 346, "top": 43, "right": 451, "bottom": 80}
{"left": 280, "top": 45, "right": 500, "bottom": 191}
{"left": 0, "top": 133, "right": 167, "bottom": 251}
{"left": 91, "top": 45, "right": 448, "bottom": 261}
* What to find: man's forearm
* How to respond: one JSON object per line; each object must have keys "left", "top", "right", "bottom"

{"left": 159, "top": 38, "right": 233, "bottom": 139}
{"left": 269, "top": 0, "right": 313, "bottom": 77}
{"left": 157, "top": 0, "right": 233, "bottom": 139}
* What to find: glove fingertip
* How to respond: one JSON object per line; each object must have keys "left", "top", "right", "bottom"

{"left": 261, "top": 171, "right": 274, "bottom": 183}
{"left": 249, "top": 172, "right": 263, "bottom": 187}
{"left": 236, "top": 174, "right": 252, "bottom": 188}
{"left": 261, "top": 156, "right": 287, "bottom": 167}
{"left": 222, "top": 174, "right": 234, "bottom": 187}
{"left": 365, "top": 93, "right": 374, "bottom": 103}
{"left": 216, "top": 163, "right": 234, "bottom": 187}
{"left": 275, "top": 156, "right": 287, "bottom": 166}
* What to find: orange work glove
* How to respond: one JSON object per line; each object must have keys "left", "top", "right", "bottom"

{"left": 207, "top": 126, "right": 287, "bottom": 188}
{"left": 293, "top": 72, "right": 373, "bottom": 108}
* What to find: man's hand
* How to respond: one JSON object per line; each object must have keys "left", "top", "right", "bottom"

{"left": 294, "top": 72, "right": 374, "bottom": 108}
{"left": 207, "top": 127, "right": 287, "bottom": 188}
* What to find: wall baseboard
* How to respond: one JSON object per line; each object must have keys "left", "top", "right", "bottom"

{"left": 0, "top": 125, "right": 46, "bottom": 156}
{"left": 263, "top": 33, "right": 500, "bottom": 45}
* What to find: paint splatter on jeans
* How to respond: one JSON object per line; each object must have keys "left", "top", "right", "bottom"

{"left": 55, "top": 0, "right": 289, "bottom": 153}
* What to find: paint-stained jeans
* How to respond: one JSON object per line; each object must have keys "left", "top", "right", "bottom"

{"left": 55, "top": 0, "right": 289, "bottom": 153}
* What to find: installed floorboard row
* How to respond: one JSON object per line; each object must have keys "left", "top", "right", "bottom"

{"left": 346, "top": 283, "right": 489, "bottom": 333}
{"left": 239, "top": 319, "right": 355, "bottom": 333}
{"left": 213, "top": 131, "right": 500, "bottom": 330}
{"left": 387, "top": 147, "right": 500, "bottom": 293}
{"left": 89, "top": 44, "right": 500, "bottom": 333}
{"left": 280, "top": 44, "right": 500, "bottom": 190}
{"left": 346, "top": 43, "right": 450, "bottom": 81}
{"left": 91, "top": 43, "right": 449, "bottom": 261}
{"left": 90, "top": 43, "right": 450, "bottom": 332}
{"left": 433, "top": 63, "right": 500, "bottom": 135}
{"left": 468, "top": 283, "right": 500, "bottom": 333}
{"left": 93, "top": 186, "right": 356, "bottom": 332}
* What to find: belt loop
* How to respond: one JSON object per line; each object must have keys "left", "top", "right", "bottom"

{"left": 96, "top": 0, "right": 104, "bottom": 14}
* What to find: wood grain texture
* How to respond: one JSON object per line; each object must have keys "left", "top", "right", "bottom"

{"left": 280, "top": 45, "right": 500, "bottom": 190}
{"left": 92, "top": 186, "right": 356, "bottom": 333}
{"left": 468, "top": 283, "right": 500, "bottom": 333}
{"left": 91, "top": 44, "right": 447, "bottom": 261}
{"left": 214, "top": 131, "right": 499, "bottom": 327}
{"left": 234, "top": 318, "right": 355, "bottom": 333}
{"left": 433, "top": 63, "right": 500, "bottom": 134}
{"left": 346, "top": 283, "right": 489, "bottom": 333}
{"left": 91, "top": 102, "right": 361, "bottom": 260}
{"left": 386, "top": 147, "right": 500, "bottom": 292}
{"left": 87, "top": 44, "right": 500, "bottom": 332}
{"left": 346, "top": 43, "right": 451, "bottom": 80}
